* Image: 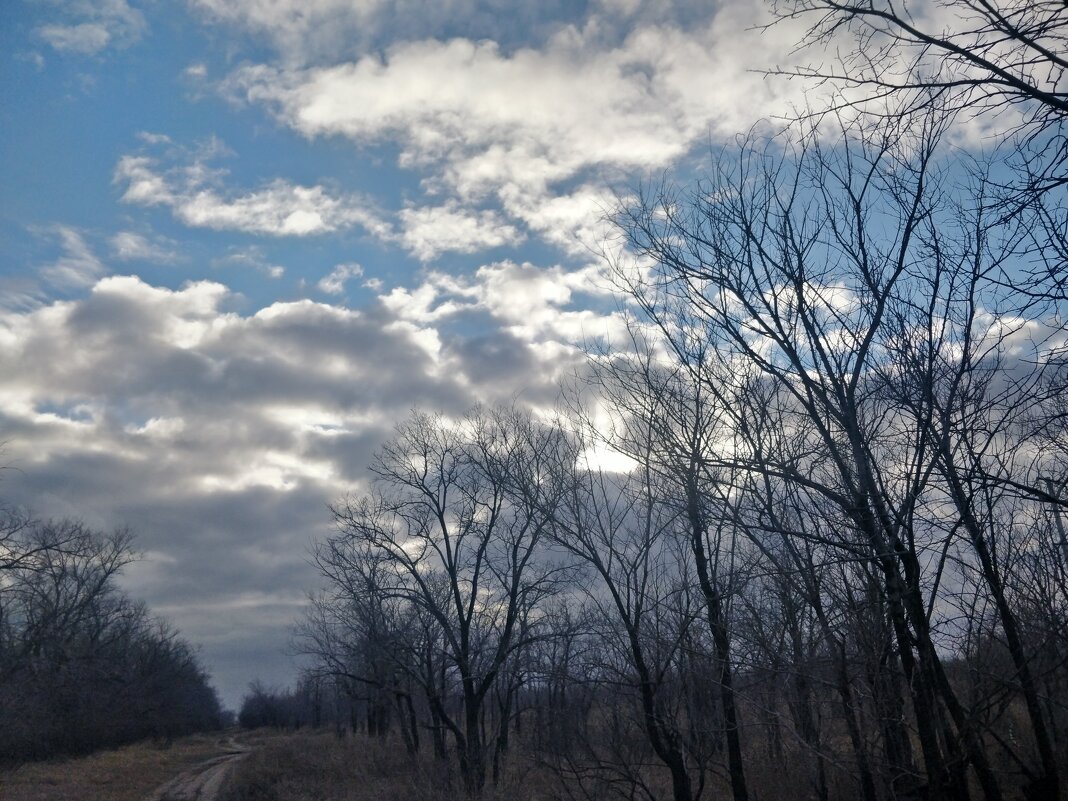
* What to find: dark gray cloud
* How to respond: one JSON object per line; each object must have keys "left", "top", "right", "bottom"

{"left": 0, "top": 270, "right": 591, "bottom": 707}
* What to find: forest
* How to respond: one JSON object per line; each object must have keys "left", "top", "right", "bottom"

{"left": 0, "top": 513, "right": 224, "bottom": 763}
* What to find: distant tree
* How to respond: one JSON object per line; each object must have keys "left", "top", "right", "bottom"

{"left": 238, "top": 681, "right": 291, "bottom": 730}
{"left": 0, "top": 519, "right": 222, "bottom": 762}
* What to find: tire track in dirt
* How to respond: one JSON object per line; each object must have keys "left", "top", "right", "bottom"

{"left": 143, "top": 739, "right": 249, "bottom": 801}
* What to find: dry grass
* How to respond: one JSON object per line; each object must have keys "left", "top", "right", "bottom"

{"left": 221, "top": 731, "right": 550, "bottom": 801}
{"left": 219, "top": 730, "right": 826, "bottom": 801}
{"left": 0, "top": 731, "right": 249, "bottom": 801}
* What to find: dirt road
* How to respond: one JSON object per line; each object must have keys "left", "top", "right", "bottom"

{"left": 143, "top": 738, "right": 249, "bottom": 801}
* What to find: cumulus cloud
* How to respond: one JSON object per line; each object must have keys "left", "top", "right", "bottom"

{"left": 37, "top": 0, "right": 147, "bottom": 55}
{"left": 381, "top": 259, "right": 624, "bottom": 345}
{"left": 226, "top": 16, "right": 797, "bottom": 193}
{"left": 113, "top": 139, "right": 389, "bottom": 238}
{"left": 499, "top": 183, "right": 615, "bottom": 257}
{"left": 188, "top": 0, "right": 596, "bottom": 65}
{"left": 182, "top": 181, "right": 370, "bottom": 236}
{"left": 0, "top": 275, "right": 475, "bottom": 698}
{"left": 113, "top": 135, "right": 542, "bottom": 261}
{"left": 189, "top": 0, "right": 382, "bottom": 63}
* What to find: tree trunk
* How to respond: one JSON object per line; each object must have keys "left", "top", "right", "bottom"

{"left": 686, "top": 474, "right": 749, "bottom": 801}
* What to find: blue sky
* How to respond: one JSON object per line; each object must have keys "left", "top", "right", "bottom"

{"left": 0, "top": 0, "right": 820, "bottom": 708}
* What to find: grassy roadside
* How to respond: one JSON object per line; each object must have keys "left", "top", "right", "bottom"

{"left": 221, "top": 731, "right": 549, "bottom": 801}
{"left": 0, "top": 731, "right": 251, "bottom": 801}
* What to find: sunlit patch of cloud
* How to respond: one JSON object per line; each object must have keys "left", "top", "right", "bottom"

{"left": 217, "top": 7, "right": 808, "bottom": 263}
{"left": 380, "top": 260, "right": 626, "bottom": 346}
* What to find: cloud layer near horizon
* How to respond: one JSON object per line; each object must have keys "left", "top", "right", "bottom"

{"left": 0, "top": 265, "right": 605, "bottom": 703}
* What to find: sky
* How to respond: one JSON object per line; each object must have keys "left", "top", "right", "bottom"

{"left": 0, "top": 0, "right": 820, "bottom": 709}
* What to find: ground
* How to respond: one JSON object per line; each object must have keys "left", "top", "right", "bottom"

{"left": 0, "top": 731, "right": 271, "bottom": 801}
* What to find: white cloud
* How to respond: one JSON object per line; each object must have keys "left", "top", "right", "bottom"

{"left": 598, "top": 0, "right": 642, "bottom": 16}
{"left": 381, "top": 260, "right": 625, "bottom": 344}
{"left": 179, "top": 180, "right": 364, "bottom": 236}
{"left": 0, "top": 281, "right": 48, "bottom": 313}
{"left": 379, "top": 271, "right": 479, "bottom": 323}
{"left": 113, "top": 137, "right": 532, "bottom": 260}
{"left": 214, "top": 246, "right": 286, "bottom": 279}
{"left": 318, "top": 263, "right": 363, "bottom": 294}
{"left": 40, "top": 226, "right": 107, "bottom": 288}
{"left": 15, "top": 51, "right": 47, "bottom": 70}
{"left": 499, "top": 183, "right": 615, "bottom": 257}
{"left": 113, "top": 143, "right": 389, "bottom": 238}
{"left": 226, "top": 16, "right": 798, "bottom": 196}
{"left": 110, "top": 231, "right": 178, "bottom": 262}
{"left": 476, "top": 261, "right": 626, "bottom": 342}
{"left": 216, "top": 9, "right": 810, "bottom": 261}
{"left": 137, "top": 131, "right": 174, "bottom": 146}
{"left": 189, "top": 0, "right": 383, "bottom": 62}
{"left": 115, "top": 154, "right": 177, "bottom": 205}
{"left": 398, "top": 203, "right": 523, "bottom": 261}
{"left": 229, "top": 34, "right": 678, "bottom": 194}
{"left": 37, "top": 0, "right": 147, "bottom": 55}
{"left": 187, "top": 0, "right": 601, "bottom": 65}
{"left": 39, "top": 23, "right": 112, "bottom": 53}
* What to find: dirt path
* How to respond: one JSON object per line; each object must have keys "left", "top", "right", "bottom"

{"left": 143, "top": 738, "right": 249, "bottom": 801}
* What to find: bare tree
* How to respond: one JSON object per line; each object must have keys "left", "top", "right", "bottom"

{"left": 508, "top": 406, "right": 735, "bottom": 801}
{"left": 771, "top": 0, "right": 1068, "bottom": 307}
{"left": 579, "top": 329, "right": 751, "bottom": 801}
{"left": 325, "top": 408, "right": 562, "bottom": 795}
{"left": 771, "top": 0, "right": 1068, "bottom": 182}
{"left": 610, "top": 108, "right": 1044, "bottom": 801}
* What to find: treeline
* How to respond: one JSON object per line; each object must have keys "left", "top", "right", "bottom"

{"left": 236, "top": 679, "right": 338, "bottom": 731}
{"left": 237, "top": 673, "right": 437, "bottom": 737}
{"left": 0, "top": 513, "right": 224, "bottom": 763}
{"left": 294, "top": 400, "right": 1068, "bottom": 801}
